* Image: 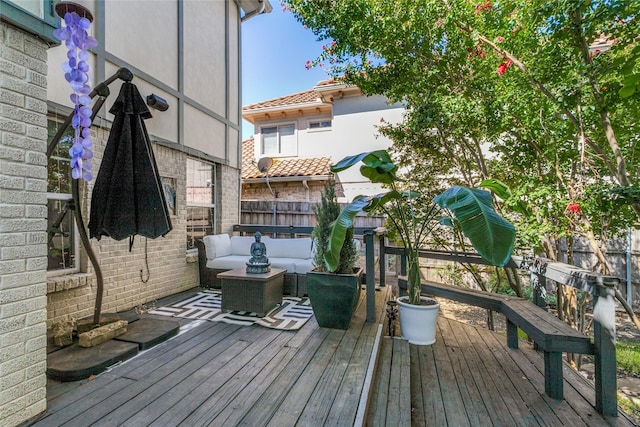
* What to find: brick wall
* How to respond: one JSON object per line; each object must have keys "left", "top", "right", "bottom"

{"left": 217, "top": 165, "right": 240, "bottom": 233}
{"left": 0, "top": 22, "right": 48, "bottom": 426}
{"left": 242, "top": 180, "right": 326, "bottom": 203}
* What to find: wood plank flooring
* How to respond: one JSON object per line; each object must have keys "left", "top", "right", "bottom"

{"left": 29, "top": 285, "right": 390, "bottom": 427}
{"left": 28, "top": 282, "right": 637, "bottom": 426}
{"left": 408, "top": 317, "right": 636, "bottom": 427}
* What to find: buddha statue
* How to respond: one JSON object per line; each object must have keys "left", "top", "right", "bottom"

{"left": 246, "top": 232, "right": 270, "bottom": 273}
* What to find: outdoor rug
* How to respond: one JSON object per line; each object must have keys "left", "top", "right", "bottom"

{"left": 149, "top": 290, "right": 313, "bottom": 330}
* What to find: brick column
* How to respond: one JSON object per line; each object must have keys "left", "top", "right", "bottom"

{"left": 0, "top": 23, "right": 48, "bottom": 426}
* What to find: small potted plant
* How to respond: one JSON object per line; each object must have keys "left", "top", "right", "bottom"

{"left": 307, "top": 182, "right": 362, "bottom": 329}
{"left": 325, "top": 150, "right": 515, "bottom": 344}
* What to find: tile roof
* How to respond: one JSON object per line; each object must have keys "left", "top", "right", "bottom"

{"left": 242, "top": 89, "right": 322, "bottom": 111}
{"left": 241, "top": 137, "right": 332, "bottom": 180}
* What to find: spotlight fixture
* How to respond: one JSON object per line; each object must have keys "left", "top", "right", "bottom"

{"left": 146, "top": 94, "right": 169, "bottom": 111}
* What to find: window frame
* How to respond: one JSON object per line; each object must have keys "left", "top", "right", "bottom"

{"left": 46, "top": 192, "right": 80, "bottom": 276}
{"left": 0, "top": 0, "right": 59, "bottom": 43}
{"left": 307, "top": 119, "right": 332, "bottom": 132}
{"left": 186, "top": 158, "right": 216, "bottom": 249}
{"left": 260, "top": 122, "right": 297, "bottom": 156}
{"left": 47, "top": 118, "right": 80, "bottom": 275}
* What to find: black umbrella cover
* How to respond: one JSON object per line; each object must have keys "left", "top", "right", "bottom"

{"left": 88, "top": 82, "right": 172, "bottom": 242}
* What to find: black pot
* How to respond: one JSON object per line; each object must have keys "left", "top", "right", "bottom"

{"left": 306, "top": 267, "right": 363, "bottom": 330}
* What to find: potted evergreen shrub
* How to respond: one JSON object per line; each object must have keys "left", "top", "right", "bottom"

{"left": 307, "top": 182, "right": 363, "bottom": 329}
{"left": 325, "top": 150, "right": 515, "bottom": 344}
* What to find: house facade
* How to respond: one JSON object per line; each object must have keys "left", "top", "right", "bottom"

{"left": 0, "top": 1, "right": 270, "bottom": 425}
{"left": 242, "top": 79, "right": 405, "bottom": 204}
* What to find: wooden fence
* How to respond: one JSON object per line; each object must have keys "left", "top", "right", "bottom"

{"left": 240, "top": 200, "right": 385, "bottom": 232}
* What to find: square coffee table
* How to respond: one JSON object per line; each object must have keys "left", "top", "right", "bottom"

{"left": 217, "top": 268, "right": 285, "bottom": 317}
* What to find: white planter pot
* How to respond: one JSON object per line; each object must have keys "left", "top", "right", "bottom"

{"left": 397, "top": 296, "right": 440, "bottom": 345}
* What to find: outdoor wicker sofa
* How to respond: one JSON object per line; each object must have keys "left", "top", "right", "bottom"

{"left": 198, "top": 233, "right": 315, "bottom": 296}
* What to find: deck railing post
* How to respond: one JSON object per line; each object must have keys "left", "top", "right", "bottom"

{"left": 364, "top": 229, "right": 376, "bottom": 322}
{"left": 377, "top": 230, "right": 386, "bottom": 287}
{"left": 533, "top": 272, "right": 547, "bottom": 309}
{"left": 593, "top": 278, "right": 617, "bottom": 417}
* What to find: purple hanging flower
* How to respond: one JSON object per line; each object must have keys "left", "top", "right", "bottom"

{"left": 54, "top": 11, "right": 97, "bottom": 182}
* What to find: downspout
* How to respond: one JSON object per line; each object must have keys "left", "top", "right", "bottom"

{"left": 302, "top": 179, "right": 309, "bottom": 202}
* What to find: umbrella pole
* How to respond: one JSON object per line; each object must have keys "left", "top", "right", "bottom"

{"left": 71, "top": 179, "right": 104, "bottom": 327}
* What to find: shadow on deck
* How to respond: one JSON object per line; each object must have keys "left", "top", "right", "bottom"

{"left": 27, "top": 280, "right": 635, "bottom": 426}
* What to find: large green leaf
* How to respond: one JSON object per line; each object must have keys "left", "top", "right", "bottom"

{"left": 434, "top": 186, "right": 515, "bottom": 267}
{"left": 331, "top": 150, "right": 398, "bottom": 185}
{"left": 325, "top": 196, "right": 372, "bottom": 272}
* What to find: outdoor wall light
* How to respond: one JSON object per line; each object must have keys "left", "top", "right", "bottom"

{"left": 146, "top": 94, "right": 169, "bottom": 111}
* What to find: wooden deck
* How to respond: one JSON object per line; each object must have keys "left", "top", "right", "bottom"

{"left": 31, "top": 285, "right": 389, "bottom": 427}
{"left": 29, "top": 283, "right": 636, "bottom": 426}
{"left": 369, "top": 318, "right": 636, "bottom": 427}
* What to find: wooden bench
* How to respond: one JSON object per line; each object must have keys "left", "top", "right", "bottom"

{"left": 408, "top": 280, "right": 594, "bottom": 401}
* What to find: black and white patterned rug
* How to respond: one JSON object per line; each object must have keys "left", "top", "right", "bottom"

{"left": 149, "top": 290, "right": 313, "bottom": 331}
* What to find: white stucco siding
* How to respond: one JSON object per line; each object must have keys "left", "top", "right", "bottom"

{"left": 184, "top": 0, "right": 226, "bottom": 116}
{"left": 105, "top": 0, "right": 179, "bottom": 89}
{"left": 184, "top": 104, "right": 226, "bottom": 158}
{"left": 324, "top": 96, "right": 404, "bottom": 202}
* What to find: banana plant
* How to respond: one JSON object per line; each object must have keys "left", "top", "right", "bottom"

{"left": 325, "top": 150, "right": 516, "bottom": 305}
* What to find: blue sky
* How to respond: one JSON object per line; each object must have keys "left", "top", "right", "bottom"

{"left": 241, "top": 6, "right": 330, "bottom": 139}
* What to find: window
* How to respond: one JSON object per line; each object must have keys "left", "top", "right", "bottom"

{"left": 186, "top": 159, "right": 215, "bottom": 249}
{"left": 309, "top": 120, "right": 332, "bottom": 130}
{"left": 261, "top": 124, "right": 296, "bottom": 156}
{"left": 47, "top": 120, "right": 79, "bottom": 273}
{"left": 1, "top": 1, "right": 59, "bottom": 43}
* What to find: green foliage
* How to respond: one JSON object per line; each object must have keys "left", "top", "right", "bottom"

{"left": 326, "top": 150, "right": 515, "bottom": 304}
{"left": 434, "top": 186, "right": 516, "bottom": 267}
{"left": 617, "top": 341, "right": 640, "bottom": 377}
{"left": 618, "top": 393, "right": 640, "bottom": 424}
{"left": 285, "top": 0, "right": 640, "bottom": 264}
{"left": 312, "top": 182, "right": 357, "bottom": 274}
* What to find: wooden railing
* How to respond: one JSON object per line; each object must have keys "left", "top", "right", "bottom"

{"left": 369, "top": 230, "right": 620, "bottom": 417}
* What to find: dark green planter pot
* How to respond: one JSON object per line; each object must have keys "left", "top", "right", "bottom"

{"left": 306, "top": 267, "right": 363, "bottom": 330}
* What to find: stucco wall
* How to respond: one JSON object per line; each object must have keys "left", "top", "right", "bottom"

{"left": 0, "top": 22, "right": 48, "bottom": 427}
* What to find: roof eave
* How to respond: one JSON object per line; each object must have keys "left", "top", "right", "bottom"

{"left": 242, "top": 175, "right": 332, "bottom": 183}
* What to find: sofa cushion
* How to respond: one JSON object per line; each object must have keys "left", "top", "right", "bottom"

{"left": 268, "top": 259, "right": 298, "bottom": 273}
{"left": 203, "top": 234, "right": 232, "bottom": 260}
{"left": 230, "top": 235, "right": 270, "bottom": 256}
{"left": 292, "top": 258, "right": 314, "bottom": 274}
{"left": 267, "top": 237, "right": 313, "bottom": 259}
{"left": 207, "top": 255, "right": 250, "bottom": 270}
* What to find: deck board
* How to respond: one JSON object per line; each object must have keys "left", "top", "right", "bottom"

{"left": 33, "top": 280, "right": 636, "bottom": 427}
{"left": 406, "top": 316, "right": 636, "bottom": 427}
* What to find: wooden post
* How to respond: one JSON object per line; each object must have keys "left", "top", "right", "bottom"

{"left": 506, "top": 319, "right": 518, "bottom": 349}
{"left": 593, "top": 278, "right": 617, "bottom": 417}
{"left": 378, "top": 231, "right": 386, "bottom": 287}
{"left": 533, "top": 272, "right": 547, "bottom": 310}
{"left": 364, "top": 230, "right": 376, "bottom": 322}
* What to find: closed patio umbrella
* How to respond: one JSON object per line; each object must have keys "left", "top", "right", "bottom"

{"left": 89, "top": 82, "right": 172, "bottom": 244}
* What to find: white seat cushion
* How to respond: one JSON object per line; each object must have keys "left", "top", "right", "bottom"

{"left": 266, "top": 237, "right": 313, "bottom": 259}
{"left": 207, "top": 255, "right": 249, "bottom": 270}
{"left": 268, "top": 259, "right": 298, "bottom": 273}
{"left": 203, "top": 234, "right": 232, "bottom": 260}
{"left": 230, "top": 235, "right": 270, "bottom": 256}
{"left": 292, "top": 258, "right": 314, "bottom": 274}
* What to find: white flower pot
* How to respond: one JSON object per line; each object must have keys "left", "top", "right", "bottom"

{"left": 397, "top": 296, "right": 440, "bottom": 345}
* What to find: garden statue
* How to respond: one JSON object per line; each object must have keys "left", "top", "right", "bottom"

{"left": 246, "top": 232, "right": 270, "bottom": 273}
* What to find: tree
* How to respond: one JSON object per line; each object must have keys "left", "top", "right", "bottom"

{"left": 285, "top": 0, "right": 640, "bottom": 273}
